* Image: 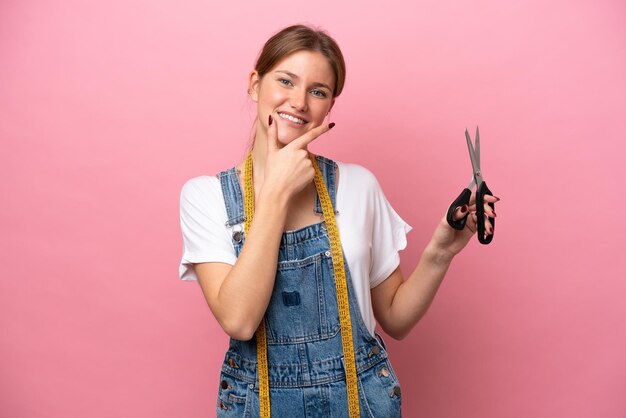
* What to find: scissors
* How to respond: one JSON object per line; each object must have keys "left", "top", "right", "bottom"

{"left": 446, "top": 126, "right": 495, "bottom": 244}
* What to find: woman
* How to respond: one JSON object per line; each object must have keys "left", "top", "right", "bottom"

{"left": 179, "top": 24, "right": 498, "bottom": 417}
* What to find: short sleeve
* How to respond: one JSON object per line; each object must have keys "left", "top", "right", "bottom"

{"left": 178, "top": 176, "right": 237, "bottom": 281}
{"left": 368, "top": 175, "right": 412, "bottom": 288}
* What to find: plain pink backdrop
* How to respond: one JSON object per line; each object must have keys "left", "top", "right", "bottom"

{"left": 1, "top": 0, "right": 625, "bottom": 417}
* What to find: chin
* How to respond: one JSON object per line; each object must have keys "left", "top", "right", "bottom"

{"left": 277, "top": 127, "right": 306, "bottom": 145}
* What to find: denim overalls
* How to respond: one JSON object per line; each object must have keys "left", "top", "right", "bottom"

{"left": 216, "top": 156, "right": 402, "bottom": 418}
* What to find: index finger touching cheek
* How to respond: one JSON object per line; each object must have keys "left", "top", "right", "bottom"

{"left": 290, "top": 122, "right": 336, "bottom": 150}
{"left": 266, "top": 112, "right": 280, "bottom": 151}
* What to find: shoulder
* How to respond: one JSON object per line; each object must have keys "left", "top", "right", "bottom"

{"left": 180, "top": 175, "right": 224, "bottom": 208}
{"left": 181, "top": 174, "right": 220, "bottom": 195}
{"left": 335, "top": 160, "right": 382, "bottom": 193}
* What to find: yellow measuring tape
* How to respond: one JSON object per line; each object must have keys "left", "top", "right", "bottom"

{"left": 243, "top": 152, "right": 360, "bottom": 418}
{"left": 243, "top": 154, "right": 271, "bottom": 417}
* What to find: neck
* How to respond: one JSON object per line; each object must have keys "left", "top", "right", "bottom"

{"left": 247, "top": 120, "right": 269, "bottom": 183}
{"left": 250, "top": 143, "right": 267, "bottom": 185}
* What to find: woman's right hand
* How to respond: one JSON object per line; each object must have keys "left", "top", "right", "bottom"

{"left": 261, "top": 113, "right": 335, "bottom": 200}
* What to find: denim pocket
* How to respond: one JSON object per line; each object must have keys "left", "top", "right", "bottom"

{"left": 265, "top": 252, "right": 340, "bottom": 344}
{"left": 216, "top": 373, "right": 251, "bottom": 417}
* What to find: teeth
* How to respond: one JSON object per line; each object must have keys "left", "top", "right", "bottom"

{"left": 278, "top": 112, "right": 306, "bottom": 124}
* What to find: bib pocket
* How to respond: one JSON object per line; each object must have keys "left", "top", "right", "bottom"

{"left": 265, "top": 251, "right": 340, "bottom": 344}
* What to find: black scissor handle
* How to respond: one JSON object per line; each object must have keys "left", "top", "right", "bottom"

{"left": 446, "top": 188, "right": 472, "bottom": 230}
{"left": 476, "top": 181, "right": 495, "bottom": 245}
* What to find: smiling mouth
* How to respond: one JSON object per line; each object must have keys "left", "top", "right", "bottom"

{"left": 278, "top": 112, "right": 307, "bottom": 125}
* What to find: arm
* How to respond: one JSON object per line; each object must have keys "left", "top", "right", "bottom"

{"left": 370, "top": 242, "right": 452, "bottom": 340}
{"left": 195, "top": 190, "right": 289, "bottom": 341}
{"left": 371, "top": 196, "right": 499, "bottom": 340}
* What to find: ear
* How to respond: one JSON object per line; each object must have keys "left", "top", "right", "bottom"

{"left": 248, "top": 70, "right": 260, "bottom": 102}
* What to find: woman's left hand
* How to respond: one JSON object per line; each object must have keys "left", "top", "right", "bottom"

{"left": 429, "top": 193, "right": 500, "bottom": 257}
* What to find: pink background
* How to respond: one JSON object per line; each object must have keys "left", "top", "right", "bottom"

{"left": 1, "top": 0, "right": 625, "bottom": 417}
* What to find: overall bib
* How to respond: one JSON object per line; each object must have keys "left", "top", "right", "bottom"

{"left": 216, "top": 156, "right": 402, "bottom": 418}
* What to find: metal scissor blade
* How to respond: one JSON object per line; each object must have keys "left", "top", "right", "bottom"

{"left": 465, "top": 127, "right": 483, "bottom": 185}
{"left": 475, "top": 126, "right": 480, "bottom": 168}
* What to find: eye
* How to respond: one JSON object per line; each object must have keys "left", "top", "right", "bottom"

{"left": 279, "top": 78, "right": 293, "bottom": 86}
{"left": 311, "top": 89, "right": 328, "bottom": 98}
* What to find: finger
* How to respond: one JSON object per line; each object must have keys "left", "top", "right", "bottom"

{"left": 483, "top": 194, "right": 500, "bottom": 203}
{"left": 452, "top": 204, "right": 469, "bottom": 221}
{"left": 483, "top": 193, "right": 498, "bottom": 218}
{"left": 484, "top": 216, "right": 493, "bottom": 235}
{"left": 288, "top": 122, "right": 335, "bottom": 150}
{"left": 468, "top": 201, "right": 496, "bottom": 217}
{"left": 483, "top": 202, "right": 496, "bottom": 218}
{"left": 266, "top": 113, "right": 280, "bottom": 152}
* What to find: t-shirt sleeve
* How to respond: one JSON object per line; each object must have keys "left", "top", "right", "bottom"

{"left": 178, "top": 176, "right": 237, "bottom": 281}
{"left": 368, "top": 173, "right": 412, "bottom": 289}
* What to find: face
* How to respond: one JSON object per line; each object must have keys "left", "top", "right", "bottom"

{"left": 249, "top": 50, "right": 336, "bottom": 146}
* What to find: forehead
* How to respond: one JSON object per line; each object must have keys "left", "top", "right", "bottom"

{"left": 271, "top": 50, "right": 335, "bottom": 85}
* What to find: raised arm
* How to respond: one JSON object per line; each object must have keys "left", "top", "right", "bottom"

{"left": 194, "top": 115, "right": 333, "bottom": 340}
{"left": 371, "top": 194, "right": 499, "bottom": 340}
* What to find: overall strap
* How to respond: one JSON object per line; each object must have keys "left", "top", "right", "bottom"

{"left": 217, "top": 167, "right": 246, "bottom": 227}
{"left": 314, "top": 155, "right": 339, "bottom": 215}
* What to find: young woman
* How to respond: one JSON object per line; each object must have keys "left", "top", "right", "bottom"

{"left": 179, "top": 24, "right": 498, "bottom": 417}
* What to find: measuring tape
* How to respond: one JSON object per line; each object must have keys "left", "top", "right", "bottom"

{"left": 243, "top": 152, "right": 360, "bottom": 417}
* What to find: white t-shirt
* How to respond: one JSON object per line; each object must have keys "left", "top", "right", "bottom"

{"left": 179, "top": 161, "right": 412, "bottom": 335}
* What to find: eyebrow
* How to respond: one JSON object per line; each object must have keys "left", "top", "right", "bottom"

{"left": 275, "top": 70, "right": 333, "bottom": 91}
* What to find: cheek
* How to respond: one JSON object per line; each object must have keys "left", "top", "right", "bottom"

{"left": 261, "top": 88, "right": 287, "bottom": 107}
{"left": 311, "top": 104, "right": 331, "bottom": 122}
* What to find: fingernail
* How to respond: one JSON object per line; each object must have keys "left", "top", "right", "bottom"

{"left": 328, "top": 122, "right": 335, "bottom": 129}
{"left": 460, "top": 204, "right": 468, "bottom": 213}
{"left": 488, "top": 226, "right": 493, "bottom": 234}
{"left": 268, "top": 115, "right": 273, "bottom": 126}
{"left": 493, "top": 211, "right": 497, "bottom": 217}
{"left": 494, "top": 196, "right": 500, "bottom": 201}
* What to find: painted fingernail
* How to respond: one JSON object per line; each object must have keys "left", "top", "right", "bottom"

{"left": 494, "top": 196, "right": 500, "bottom": 201}
{"left": 460, "top": 204, "right": 468, "bottom": 213}
{"left": 328, "top": 122, "right": 335, "bottom": 129}
{"left": 268, "top": 115, "right": 273, "bottom": 126}
{"left": 493, "top": 211, "right": 497, "bottom": 217}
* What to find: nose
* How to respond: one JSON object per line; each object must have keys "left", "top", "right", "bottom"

{"left": 289, "top": 88, "right": 308, "bottom": 112}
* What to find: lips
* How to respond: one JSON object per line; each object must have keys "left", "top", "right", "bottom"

{"left": 277, "top": 111, "right": 308, "bottom": 125}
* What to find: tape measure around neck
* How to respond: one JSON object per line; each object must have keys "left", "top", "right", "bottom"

{"left": 243, "top": 152, "right": 360, "bottom": 418}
